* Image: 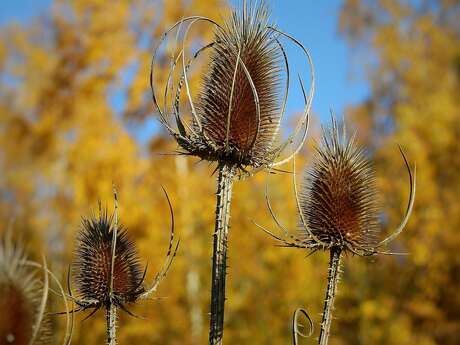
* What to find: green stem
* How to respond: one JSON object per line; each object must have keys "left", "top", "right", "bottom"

{"left": 209, "top": 164, "right": 235, "bottom": 345}
{"left": 318, "top": 248, "right": 342, "bottom": 345}
{"left": 106, "top": 303, "right": 117, "bottom": 345}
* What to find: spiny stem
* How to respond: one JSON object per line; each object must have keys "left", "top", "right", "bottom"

{"left": 318, "top": 248, "right": 342, "bottom": 345}
{"left": 209, "top": 164, "right": 235, "bottom": 345}
{"left": 106, "top": 303, "right": 117, "bottom": 345}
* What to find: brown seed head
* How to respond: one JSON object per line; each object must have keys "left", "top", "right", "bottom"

{"left": 193, "top": 1, "right": 282, "bottom": 167}
{"left": 299, "top": 120, "right": 380, "bottom": 252}
{"left": 73, "top": 210, "right": 144, "bottom": 307}
{"left": 152, "top": 1, "right": 315, "bottom": 175}
{"left": 0, "top": 238, "right": 51, "bottom": 345}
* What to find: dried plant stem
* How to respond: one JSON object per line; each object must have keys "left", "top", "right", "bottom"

{"left": 319, "top": 248, "right": 342, "bottom": 345}
{"left": 106, "top": 304, "right": 117, "bottom": 345}
{"left": 209, "top": 164, "right": 235, "bottom": 345}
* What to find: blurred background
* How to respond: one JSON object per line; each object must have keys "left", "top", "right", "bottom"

{"left": 0, "top": 0, "right": 459, "bottom": 344}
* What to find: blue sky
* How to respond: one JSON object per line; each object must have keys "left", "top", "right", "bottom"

{"left": 266, "top": 0, "right": 369, "bottom": 119}
{"left": 0, "top": 0, "right": 368, "bottom": 125}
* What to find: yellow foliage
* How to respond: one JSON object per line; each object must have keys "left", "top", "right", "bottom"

{"left": 341, "top": 0, "right": 460, "bottom": 344}
{"left": 1, "top": 0, "right": 458, "bottom": 344}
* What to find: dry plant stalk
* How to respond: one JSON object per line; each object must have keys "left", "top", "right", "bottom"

{"left": 67, "top": 187, "right": 178, "bottom": 345}
{"left": 257, "top": 118, "right": 416, "bottom": 345}
{"left": 150, "top": 1, "right": 314, "bottom": 344}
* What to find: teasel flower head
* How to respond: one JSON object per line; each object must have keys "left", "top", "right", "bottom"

{"left": 0, "top": 233, "right": 52, "bottom": 345}
{"left": 150, "top": 0, "right": 314, "bottom": 175}
{"left": 256, "top": 118, "right": 416, "bottom": 256}
{"left": 69, "top": 188, "right": 178, "bottom": 318}
{"left": 73, "top": 210, "right": 145, "bottom": 308}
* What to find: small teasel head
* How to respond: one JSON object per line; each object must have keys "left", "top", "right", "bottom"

{"left": 70, "top": 188, "right": 178, "bottom": 318}
{"left": 73, "top": 209, "right": 145, "bottom": 310}
{"left": 257, "top": 117, "right": 415, "bottom": 256}
{"left": 0, "top": 234, "right": 51, "bottom": 345}
{"left": 151, "top": 0, "right": 315, "bottom": 175}
{"left": 298, "top": 119, "right": 380, "bottom": 252}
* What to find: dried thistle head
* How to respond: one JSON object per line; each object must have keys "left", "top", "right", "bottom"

{"left": 151, "top": 0, "right": 314, "bottom": 174}
{"left": 73, "top": 210, "right": 145, "bottom": 309}
{"left": 0, "top": 236, "right": 51, "bottom": 345}
{"left": 257, "top": 118, "right": 416, "bottom": 256}
{"left": 69, "top": 189, "right": 178, "bottom": 318}
{"left": 192, "top": 2, "right": 282, "bottom": 167}
{"left": 298, "top": 120, "right": 379, "bottom": 252}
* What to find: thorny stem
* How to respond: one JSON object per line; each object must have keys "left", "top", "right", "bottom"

{"left": 318, "top": 248, "right": 342, "bottom": 345}
{"left": 209, "top": 164, "right": 235, "bottom": 345}
{"left": 106, "top": 303, "right": 117, "bottom": 345}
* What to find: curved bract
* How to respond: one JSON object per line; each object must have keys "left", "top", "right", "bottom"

{"left": 150, "top": 0, "right": 314, "bottom": 174}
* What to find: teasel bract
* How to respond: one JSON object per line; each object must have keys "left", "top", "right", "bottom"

{"left": 150, "top": 1, "right": 314, "bottom": 344}
{"left": 68, "top": 188, "right": 178, "bottom": 345}
{"left": 0, "top": 231, "right": 52, "bottom": 345}
{"left": 256, "top": 118, "right": 416, "bottom": 345}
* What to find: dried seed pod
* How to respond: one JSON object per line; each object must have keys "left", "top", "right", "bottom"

{"left": 151, "top": 0, "right": 314, "bottom": 174}
{"left": 299, "top": 121, "right": 379, "bottom": 251}
{"left": 73, "top": 211, "right": 145, "bottom": 308}
{"left": 257, "top": 117, "right": 415, "bottom": 256}
{"left": 193, "top": 2, "right": 282, "bottom": 167}
{"left": 0, "top": 237, "right": 51, "bottom": 345}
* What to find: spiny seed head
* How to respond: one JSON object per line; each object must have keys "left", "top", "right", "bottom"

{"left": 153, "top": 0, "right": 315, "bottom": 175}
{"left": 299, "top": 120, "right": 380, "bottom": 252}
{"left": 73, "top": 210, "right": 144, "bottom": 307}
{"left": 0, "top": 237, "right": 51, "bottom": 345}
{"left": 192, "top": 0, "right": 282, "bottom": 168}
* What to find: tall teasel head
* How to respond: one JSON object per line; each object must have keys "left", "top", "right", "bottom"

{"left": 0, "top": 234, "right": 52, "bottom": 345}
{"left": 257, "top": 118, "right": 416, "bottom": 255}
{"left": 151, "top": 0, "right": 314, "bottom": 174}
{"left": 69, "top": 188, "right": 178, "bottom": 318}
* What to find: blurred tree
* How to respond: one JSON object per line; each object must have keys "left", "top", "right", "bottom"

{"left": 338, "top": 1, "right": 460, "bottom": 344}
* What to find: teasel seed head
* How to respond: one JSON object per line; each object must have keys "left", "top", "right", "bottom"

{"left": 257, "top": 118, "right": 416, "bottom": 256}
{"left": 151, "top": 0, "right": 315, "bottom": 175}
{"left": 193, "top": 1, "right": 282, "bottom": 167}
{"left": 0, "top": 235, "right": 52, "bottom": 345}
{"left": 73, "top": 210, "right": 145, "bottom": 308}
{"left": 299, "top": 119, "right": 380, "bottom": 252}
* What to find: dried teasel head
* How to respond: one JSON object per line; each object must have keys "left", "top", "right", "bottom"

{"left": 69, "top": 188, "right": 178, "bottom": 318}
{"left": 72, "top": 210, "right": 145, "bottom": 310}
{"left": 151, "top": 0, "right": 314, "bottom": 174}
{"left": 0, "top": 234, "right": 52, "bottom": 345}
{"left": 299, "top": 120, "right": 380, "bottom": 252}
{"left": 256, "top": 118, "right": 416, "bottom": 256}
